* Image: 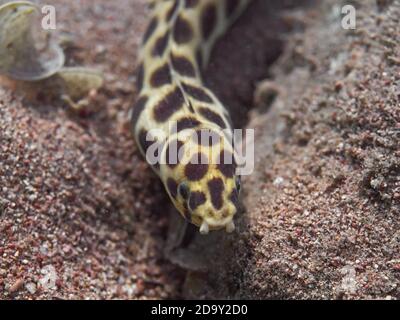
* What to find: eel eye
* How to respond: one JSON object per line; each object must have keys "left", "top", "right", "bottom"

{"left": 235, "top": 176, "right": 241, "bottom": 193}
{"left": 178, "top": 182, "right": 190, "bottom": 200}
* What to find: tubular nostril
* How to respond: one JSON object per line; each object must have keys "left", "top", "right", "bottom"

{"left": 225, "top": 221, "right": 235, "bottom": 233}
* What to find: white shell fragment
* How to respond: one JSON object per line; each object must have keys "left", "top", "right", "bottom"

{"left": 57, "top": 67, "right": 104, "bottom": 100}
{"left": 0, "top": 1, "right": 65, "bottom": 80}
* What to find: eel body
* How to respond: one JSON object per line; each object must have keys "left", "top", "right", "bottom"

{"left": 131, "top": 0, "right": 251, "bottom": 234}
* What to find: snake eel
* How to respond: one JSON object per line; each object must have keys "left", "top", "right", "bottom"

{"left": 131, "top": 0, "right": 251, "bottom": 234}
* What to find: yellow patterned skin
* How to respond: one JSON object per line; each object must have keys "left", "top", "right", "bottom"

{"left": 131, "top": 0, "right": 251, "bottom": 234}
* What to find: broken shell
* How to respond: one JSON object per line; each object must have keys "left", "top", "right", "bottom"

{"left": 0, "top": 1, "right": 64, "bottom": 80}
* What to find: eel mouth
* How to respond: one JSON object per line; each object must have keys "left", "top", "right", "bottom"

{"left": 199, "top": 218, "right": 235, "bottom": 235}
